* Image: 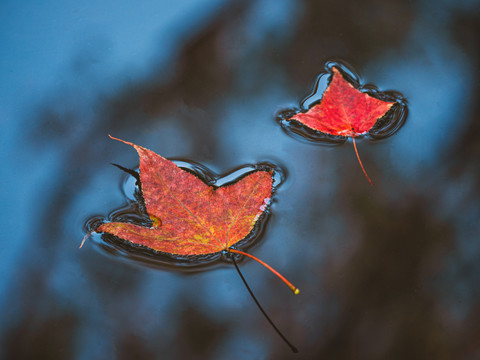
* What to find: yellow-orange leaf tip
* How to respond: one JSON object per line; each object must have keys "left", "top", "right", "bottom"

{"left": 294, "top": 288, "right": 300, "bottom": 295}
{"left": 79, "top": 232, "right": 92, "bottom": 249}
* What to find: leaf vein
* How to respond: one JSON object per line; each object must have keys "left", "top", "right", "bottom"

{"left": 152, "top": 168, "right": 213, "bottom": 237}
{"left": 225, "top": 179, "right": 262, "bottom": 247}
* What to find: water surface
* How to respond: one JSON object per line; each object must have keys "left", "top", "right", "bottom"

{"left": 1, "top": 0, "right": 480, "bottom": 359}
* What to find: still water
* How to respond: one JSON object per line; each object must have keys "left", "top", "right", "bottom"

{"left": 1, "top": 0, "right": 480, "bottom": 359}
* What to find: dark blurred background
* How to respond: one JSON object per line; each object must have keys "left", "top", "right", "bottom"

{"left": 1, "top": 0, "right": 480, "bottom": 359}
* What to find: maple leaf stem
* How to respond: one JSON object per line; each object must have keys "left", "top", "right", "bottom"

{"left": 352, "top": 137, "right": 373, "bottom": 186}
{"left": 231, "top": 257, "right": 299, "bottom": 353}
{"left": 228, "top": 248, "right": 299, "bottom": 295}
{"left": 79, "top": 231, "right": 92, "bottom": 249}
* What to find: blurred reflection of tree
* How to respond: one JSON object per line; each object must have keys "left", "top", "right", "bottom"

{"left": 6, "top": 0, "right": 480, "bottom": 359}
{"left": 451, "top": 11, "right": 480, "bottom": 193}
{"left": 315, "top": 192, "right": 455, "bottom": 360}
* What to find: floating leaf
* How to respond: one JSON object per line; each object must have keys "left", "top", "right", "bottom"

{"left": 291, "top": 67, "right": 394, "bottom": 138}
{"left": 280, "top": 63, "right": 407, "bottom": 185}
{"left": 82, "top": 135, "right": 299, "bottom": 352}
{"left": 98, "top": 137, "right": 274, "bottom": 256}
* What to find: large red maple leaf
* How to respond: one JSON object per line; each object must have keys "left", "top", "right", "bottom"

{"left": 81, "top": 136, "right": 299, "bottom": 352}
{"left": 83, "top": 135, "right": 298, "bottom": 293}
{"left": 98, "top": 137, "right": 273, "bottom": 256}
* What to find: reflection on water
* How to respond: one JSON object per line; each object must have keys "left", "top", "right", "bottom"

{"left": 2, "top": 0, "right": 480, "bottom": 359}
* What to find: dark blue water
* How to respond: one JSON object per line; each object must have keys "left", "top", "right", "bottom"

{"left": 2, "top": 0, "right": 480, "bottom": 359}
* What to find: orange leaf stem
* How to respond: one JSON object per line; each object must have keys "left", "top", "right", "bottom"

{"left": 228, "top": 248, "right": 299, "bottom": 295}
{"left": 352, "top": 137, "right": 373, "bottom": 186}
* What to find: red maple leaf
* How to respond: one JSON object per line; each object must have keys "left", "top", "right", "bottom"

{"left": 287, "top": 66, "right": 399, "bottom": 185}
{"left": 82, "top": 135, "right": 298, "bottom": 294}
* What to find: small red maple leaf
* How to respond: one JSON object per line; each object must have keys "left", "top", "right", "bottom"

{"left": 291, "top": 67, "right": 394, "bottom": 137}
{"left": 283, "top": 65, "right": 406, "bottom": 185}
{"left": 82, "top": 135, "right": 298, "bottom": 294}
